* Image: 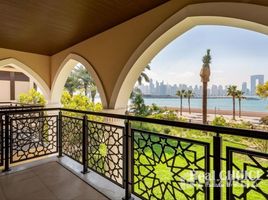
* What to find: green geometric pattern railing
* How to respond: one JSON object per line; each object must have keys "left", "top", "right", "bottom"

{"left": 227, "top": 147, "right": 268, "bottom": 200}
{"left": 88, "top": 120, "right": 124, "bottom": 187}
{"left": 132, "top": 129, "right": 210, "bottom": 200}
{"left": 62, "top": 116, "right": 83, "bottom": 164}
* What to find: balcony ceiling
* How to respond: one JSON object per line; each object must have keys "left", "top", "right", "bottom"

{"left": 0, "top": 0, "right": 168, "bottom": 55}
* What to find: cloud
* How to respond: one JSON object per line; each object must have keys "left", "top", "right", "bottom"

{"left": 176, "top": 71, "right": 195, "bottom": 78}
{"left": 211, "top": 69, "right": 224, "bottom": 74}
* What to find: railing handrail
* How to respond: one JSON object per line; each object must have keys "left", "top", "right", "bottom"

{"left": 0, "top": 107, "right": 267, "bottom": 140}
{"left": 0, "top": 101, "right": 42, "bottom": 105}
{"left": 0, "top": 102, "right": 44, "bottom": 110}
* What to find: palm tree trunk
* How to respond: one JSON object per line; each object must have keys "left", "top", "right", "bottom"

{"left": 84, "top": 84, "right": 88, "bottom": 96}
{"left": 180, "top": 96, "right": 182, "bottom": 116}
{"left": 239, "top": 99, "right": 241, "bottom": 118}
{"left": 188, "top": 97, "right": 191, "bottom": 114}
{"left": 91, "top": 91, "right": 96, "bottom": 103}
{"left": 232, "top": 96, "right": 236, "bottom": 120}
{"left": 202, "top": 82, "right": 207, "bottom": 124}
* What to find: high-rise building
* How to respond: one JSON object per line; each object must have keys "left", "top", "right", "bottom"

{"left": 194, "top": 85, "right": 200, "bottom": 97}
{"left": 250, "top": 75, "right": 264, "bottom": 95}
{"left": 149, "top": 79, "right": 154, "bottom": 94}
{"left": 218, "top": 85, "right": 224, "bottom": 96}
{"left": 211, "top": 85, "right": 218, "bottom": 96}
{"left": 155, "top": 81, "right": 160, "bottom": 95}
{"left": 159, "top": 81, "right": 167, "bottom": 95}
{"left": 171, "top": 84, "right": 178, "bottom": 96}
{"left": 242, "top": 82, "right": 248, "bottom": 95}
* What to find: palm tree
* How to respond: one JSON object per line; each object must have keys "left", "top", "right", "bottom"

{"left": 137, "top": 64, "right": 151, "bottom": 85}
{"left": 176, "top": 90, "right": 186, "bottom": 116}
{"left": 75, "top": 65, "right": 94, "bottom": 97}
{"left": 64, "top": 73, "right": 80, "bottom": 96}
{"left": 186, "top": 90, "right": 194, "bottom": 114}
{"left": 227, "top": 85, "right": 238, "bottom": 120}
{"left": 130, "top": 87, "right": 142, "bottom": 100}
{"left": 200, "top": 49, "right": 211, "bottom": 124}
{"left": 90, "top": 85, "right": 97, "bottom": 103}
{"left": 130, "top": 93, "right": 148, "bottom": 116}
{"left": 236, "top": 90, "right": 245, "bottom": 118}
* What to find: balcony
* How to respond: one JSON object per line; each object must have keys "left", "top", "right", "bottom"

{"left": 0, "top": 104, "right": 267, "bottom": 200}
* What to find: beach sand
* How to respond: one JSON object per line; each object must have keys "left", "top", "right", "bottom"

{"left": 163, "top": 107, "right": 268, "bottom": 117}
{"left": 160, "top": 106, "right": 267, "bottom": 124}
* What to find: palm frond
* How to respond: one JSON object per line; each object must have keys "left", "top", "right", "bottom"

{"left": 141, "top": 72, "right": 150, "bottom": 83}
{"left": 202, "top": 49, "right": 212, "bottom": 65}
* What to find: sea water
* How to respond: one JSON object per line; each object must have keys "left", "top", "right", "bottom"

{"left": 143, "top": 98, "right": 268, "bottom": 112}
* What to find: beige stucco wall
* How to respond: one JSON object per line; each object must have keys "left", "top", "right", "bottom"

{"left": 0, "top": 81, "right": 10, "bottom": 100}
{"left": 50, "top": 1, "right": 268, "bottom": 109}
{"left": 0, "top": 48, "right": 50, "bottom": 87}
{"left": 15, "top": 81, "right": 32, "bottom": 100}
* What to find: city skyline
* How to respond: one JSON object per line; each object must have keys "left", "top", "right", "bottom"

{"left": 147, "top": 25, "right": 268, "bottom": 86}
{"left": 139, "top": 74, "right": 265, "bottom": 97}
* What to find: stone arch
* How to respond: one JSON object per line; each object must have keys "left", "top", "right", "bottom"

{"left": 110, "top": 2, "right": 268, "bottom": 109}
{"left": 51, "top": 53, "right": 107, "bottom": 107}
{"left": 0, "top": 58, "right": 50, "bottom": 99}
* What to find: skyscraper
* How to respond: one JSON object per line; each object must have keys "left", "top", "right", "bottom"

{"left": 211, "top": 85, "right": 218, "bottom": 96}
{"left": 250, "top": 75, "right": 264, "bottom": 96}
{"left": 218, "top": 85, "right": 224, "bottom": 96}
{"left": 242, "top": 82, "right": 248, "bottom": 95}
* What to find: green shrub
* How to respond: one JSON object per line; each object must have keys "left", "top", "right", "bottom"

{"left": 61, "top": 90, "right": 103, "bottom": 120}
{"left": 149, "top": 103, "right": 163, "bottom": 114}
{"left": 260, "top": 116, "right": 268, "bottom": 125}
{"left": 177, "top": 117, "right": 188, "bottom": 122}
{"left": 61, "top": 91, "right": 102, "bottom": 111}
{"left": 18, "top": 89, "right": 46, "bottom": 105}
{"left": 163, "top": 128, "right": 171, "bottom": 134}
{"left": 228, "top": 120, "right": 253, "bottom": 129}
{"left": 211, "top": 116, "right": 227, "bottom": 126}
{"left": 148, "top": 111, "right": 179, "bottom": 121}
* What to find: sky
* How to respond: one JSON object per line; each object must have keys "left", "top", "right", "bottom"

{"left": 147, "top": 25, "right": 268, "bottom": 88}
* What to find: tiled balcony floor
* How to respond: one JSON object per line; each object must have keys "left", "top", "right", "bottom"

{"left": 0, "top": 162, "right": 109, "bottom": 200}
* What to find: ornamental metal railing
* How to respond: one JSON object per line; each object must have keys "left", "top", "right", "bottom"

{"left": 0, "top": 103, "right": 45, "bottom": 168}
{"left": 0, "top": 107, "right": 267, "bottom": 200}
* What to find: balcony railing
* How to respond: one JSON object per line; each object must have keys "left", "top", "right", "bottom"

{"left": 0, "top": 101, "right": 44, "bottom": 111}
{"left": 0, "top": 107, "right": 267, "bottom": 200}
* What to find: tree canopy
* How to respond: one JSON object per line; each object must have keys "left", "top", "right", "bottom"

{"left": 202, "top": 49, "right": 211, "bottom": 66}
{"left": 64, "top": 64, "right": 98, "bottom": 102}
{"left": 257, "top": 81, "right": 268, "bottom": 98}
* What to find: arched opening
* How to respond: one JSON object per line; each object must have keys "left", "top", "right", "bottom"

{"left": 51, "top": 53, "right": 107, "bottom": 108}
{"left": 130, "top": 25, "right": 268, "bottom": 122}
{"left": 111, "top": 2, "right": 268, "bottom": 110}
{"left": 0, "top": 58, "right": 50, "bottom": 100}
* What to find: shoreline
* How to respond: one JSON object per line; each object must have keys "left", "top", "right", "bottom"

{"left": 143, "top": 95, "right": 261, "bottom": 100}
{"left": 161, "top": 106, "right": 268, "bottom": 117}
